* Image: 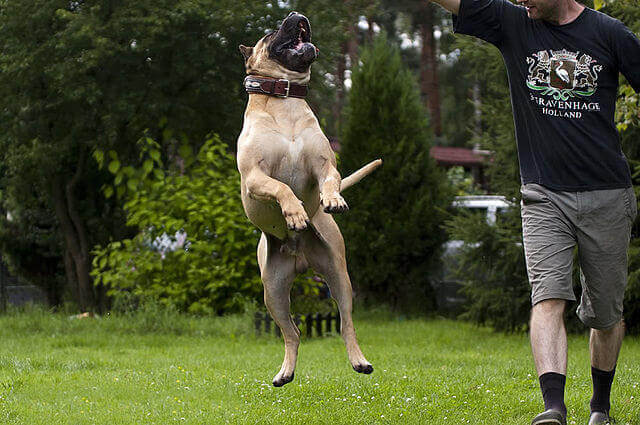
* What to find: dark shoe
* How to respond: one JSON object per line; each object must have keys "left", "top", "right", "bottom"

{"left": 588, "top": 411, "right": 615, "bottom": 425}
{"left": 531, "top": 409, "right": 567, "bottom": 425}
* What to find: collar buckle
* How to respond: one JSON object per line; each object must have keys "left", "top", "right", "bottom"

{"left": 276, "top": 79, "right": 290, "bottom": 98}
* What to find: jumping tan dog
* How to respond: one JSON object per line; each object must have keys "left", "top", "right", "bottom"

{"left": 237, "top": 11, "right": 381, "bottom": 387}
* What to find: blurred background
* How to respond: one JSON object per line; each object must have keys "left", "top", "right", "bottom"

{"left": 0, "top": 0, "right": 638, "bottom": 334}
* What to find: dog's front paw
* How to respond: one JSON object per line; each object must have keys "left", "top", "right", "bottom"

{"left": 281, "top": 198, "right": 309, "bottom": 231}
{"left": 321, "top": 192, "right": 349, "bottom": 214}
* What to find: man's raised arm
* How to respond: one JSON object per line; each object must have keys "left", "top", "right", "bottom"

{"left": 428, "top": 0, "right": 461, "bottom": 15}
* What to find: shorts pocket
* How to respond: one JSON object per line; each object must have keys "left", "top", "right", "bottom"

{"left": 521, "top": 184, "right": 550, "bottom": 205}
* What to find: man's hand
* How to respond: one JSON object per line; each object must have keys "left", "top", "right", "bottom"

{"left": 428, "top": 0, "right": 461, "bottom": 15}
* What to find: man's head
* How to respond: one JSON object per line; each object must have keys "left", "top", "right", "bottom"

{"left": 239, "top": 12, "right": 319, "bottom": 83}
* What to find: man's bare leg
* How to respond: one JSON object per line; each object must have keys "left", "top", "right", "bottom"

{"left": 531, "top": 299, "right": 568, "bottom": 375}
{"left": 530, "top": 299, "right": 568, "bottom": 422}
{"left": 590, "top": 321, "right": 624, "bottom": 371}
{"left": 589, "top": 321, "right": 624, "bottom": 418}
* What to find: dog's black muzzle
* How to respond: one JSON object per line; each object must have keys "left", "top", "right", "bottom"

{"left": 268, "top": 12, "right": 318, "bottom": 73}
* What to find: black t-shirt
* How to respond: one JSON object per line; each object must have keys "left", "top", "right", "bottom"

{"left": 453, "top": 0, "right": 640, "bottom": 191}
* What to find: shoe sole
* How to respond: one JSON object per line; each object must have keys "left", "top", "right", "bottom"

{"left": 532, "top": 419, "right": 564, "bottom": 425}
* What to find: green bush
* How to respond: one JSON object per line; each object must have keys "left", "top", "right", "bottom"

{"left": 446, "top": 207, "right": 531, "bottom": 332}
{"left": 338, "top": 34, "right": 453, "bottom": 312}
{"left": 625, "top": 159, "right": 640, "bottom": 334}
{"left": 625, "top": 239, "right": 640, "bottom": 333}
{"left": 91, "top": 135, "right": 262, "bottom": 314}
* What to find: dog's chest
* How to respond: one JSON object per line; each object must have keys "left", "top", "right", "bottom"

{"left": 269, "top": 133, "right": 314, "bottom": 193}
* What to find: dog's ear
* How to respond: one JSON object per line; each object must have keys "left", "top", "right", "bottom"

{"left": 239, "top": 45, "right": 254, "bottom": 62}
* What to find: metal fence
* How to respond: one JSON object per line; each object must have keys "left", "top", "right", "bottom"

{"left": 254, "top": 311, "right": 340, "bottom": 338}
{"left": 0, "top": 258, "right": 46, "bottom": 313}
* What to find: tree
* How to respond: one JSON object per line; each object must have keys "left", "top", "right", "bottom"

{"left": 380, "top": 1, "right": 446, "bottom": 136}
{"left": 286, "top": 0, "right": 357, "bottom": 137}
{"left": 338, "top": 34, "right": 453, "bottom": 312}
{"left": 446, "top": 33, "right": 530, "bottom": 332}
{"left": 0, "top": 0, "right": 283, "bottom": 310}
{"left": 599, "top": 0, "right": 640, "bottom": 333}
{"left": 288, "top": 0, "right": 381, "bottom": 137}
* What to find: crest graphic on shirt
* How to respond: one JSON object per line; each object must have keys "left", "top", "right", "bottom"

{"left": 526, "top": 49, "right": 602, "bottom": 101}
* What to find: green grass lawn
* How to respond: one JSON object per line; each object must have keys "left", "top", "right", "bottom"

{"left": 0, "top": 308, "right": 638, "bottom": 425}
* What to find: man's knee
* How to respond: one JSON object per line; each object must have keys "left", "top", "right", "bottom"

{"left": 533, "top": 298, "right": 566, "bottom": 314}
{"left": 531, "top": 299, "right": 566, "bottom": 323}
{"left": 591, "top": 319, "right": 625, "bottom": 334}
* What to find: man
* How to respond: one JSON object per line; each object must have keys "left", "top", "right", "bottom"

{"left": 427, "top": 0, "right": 640, "bottom": 424}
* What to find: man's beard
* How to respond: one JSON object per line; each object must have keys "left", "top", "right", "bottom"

{"left": 527, "top": 3, "right": 560, "bottom": 22}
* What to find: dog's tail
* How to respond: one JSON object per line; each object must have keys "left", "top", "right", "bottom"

{"left": 339, "top": 159, "right": 382, "bottom": 192}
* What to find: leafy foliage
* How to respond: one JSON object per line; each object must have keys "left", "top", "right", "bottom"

{"left": 443, "top": 33, "right": 531, "bottom": 332}
{"left": 338, "top": 34, "right": 453, "bottom": 312}
{"left": 598, "top": 0, "right": 640, "bottom": 131}
{"left": 446, "top": 166, "right": 485, "bottom": 196}
{"left": 446, "top": 209, "right": 530, "bottom": 332}
{"left": 0, "top": 0, "right": 283, "bottom": 309}
{"left": 91, "top": 135, "right": 261, "bottom": 314}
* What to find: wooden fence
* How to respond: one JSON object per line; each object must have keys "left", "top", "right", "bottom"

{"left": 254, "top": 312, "right": 340, "bottom": 338}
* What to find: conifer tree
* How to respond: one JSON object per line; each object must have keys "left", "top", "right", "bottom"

{"left": 338, "top": 34, "right": 452, "bottom": 311}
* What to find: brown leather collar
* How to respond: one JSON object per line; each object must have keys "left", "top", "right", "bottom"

{"left": 244, "top": 75, "right": 309, "bottom": 99}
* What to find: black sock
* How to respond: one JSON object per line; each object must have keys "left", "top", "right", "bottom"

{"left": 590, "top": 366, "right": 616, "bottom": 414}
{"left": 539, "top": 372, "right": 567, "bottom": 416}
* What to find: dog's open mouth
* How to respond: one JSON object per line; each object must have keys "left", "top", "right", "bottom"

{"left": 294, "top": 21, "right": 310, "bottom": 49}
{"left": 284, "top": 20, "right": 311, "bottom": 51}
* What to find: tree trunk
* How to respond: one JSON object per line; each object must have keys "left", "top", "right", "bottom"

{"left": 419, "top": 4, "right": 442, "bottom": 137}
{"left": 334, "top": 40, "right": 348, "bottom": 136}
{"left": 52, "top": 149, "right": 95, "bottom": 311}
{"left": 472, "top": 78, "right": 482, "bottom": 136}
{"left": 63, "top": 247, "right": 79, "bottom": 305}
{"left": 367, "top": 16, "right": 375, "bottom": 43}
{"left": 347, "top": 27, "right": 359, "bottom": 68}
{"left": 345, "top": 0, "right": 359, "bottom": 67}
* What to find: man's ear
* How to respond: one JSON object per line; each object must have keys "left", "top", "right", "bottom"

{"left": 239, "top": 45, "right": 254, "bottom": 62}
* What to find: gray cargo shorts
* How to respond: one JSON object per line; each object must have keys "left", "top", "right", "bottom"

{"left": 521, "top": 183, "right": 637, "bottom": 329}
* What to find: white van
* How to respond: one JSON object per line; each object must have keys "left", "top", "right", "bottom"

{"left": 451, "top": 195, "right": 512, "bottom": 225}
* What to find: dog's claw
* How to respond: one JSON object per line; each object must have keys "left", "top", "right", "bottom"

{"left": 282, "top": 198, "right": 309, "bottom": 231}
{"left": 321, "top": 193, "right": 349, "bottom": 214}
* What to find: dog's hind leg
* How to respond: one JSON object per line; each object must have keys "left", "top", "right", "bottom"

{"left": 258, "top": 233, "right": 301, "bottom": 387}
{"left": 302, "top": 215, "right": 373, "bottom": 375}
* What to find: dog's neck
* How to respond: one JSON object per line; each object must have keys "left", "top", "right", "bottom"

{"left": 244, "top": 75, "right": 309, "bottom": 99}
